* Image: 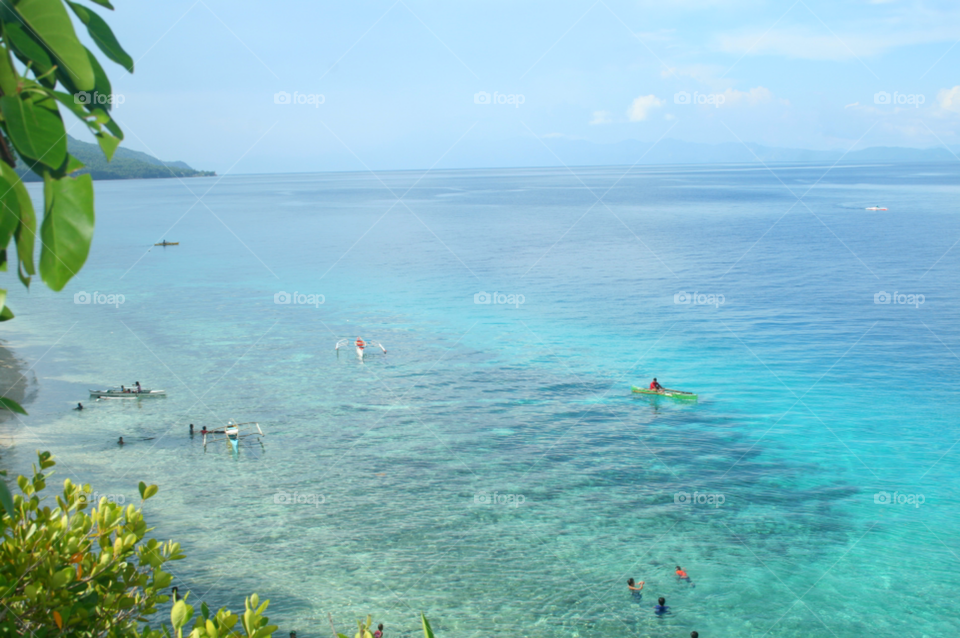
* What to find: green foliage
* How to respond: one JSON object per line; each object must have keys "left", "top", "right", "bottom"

{"left": 0, "top": 0, "right": 133, "bottom": 417}
{"left": 421, "top": 613, "right": 435, "bottom": 638}
{"left": 0, "top": 451, "right": 278, "bottom": 637}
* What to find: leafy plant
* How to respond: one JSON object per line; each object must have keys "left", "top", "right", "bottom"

{"left": 0, "top": 0, "right": 132, "bottom": 512}
{"left": 0, "top": 451, "right": 276, "bottom": 637}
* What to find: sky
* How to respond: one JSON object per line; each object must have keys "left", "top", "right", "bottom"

{"left": 64, "top": 0, "right": 960, "bottom": 173}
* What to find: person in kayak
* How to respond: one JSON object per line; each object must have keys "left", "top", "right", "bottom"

{"left": 650, "top": 378, "right": 664, "bottom": 392}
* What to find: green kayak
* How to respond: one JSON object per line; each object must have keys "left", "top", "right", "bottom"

{"left": 631, "top": 386, "right": 698, "bottom": 400}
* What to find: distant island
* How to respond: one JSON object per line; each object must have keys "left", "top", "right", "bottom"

{"left": 15, "top": 136, "right": 215, "bottom": 182}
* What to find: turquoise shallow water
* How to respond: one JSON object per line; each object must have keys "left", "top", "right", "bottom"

{"left": 2, "top": 163, "right": 960, "bottom": 637}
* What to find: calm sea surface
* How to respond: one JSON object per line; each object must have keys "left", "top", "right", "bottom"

{"left": 2, "top": 163, "right": 959, "bottom": 637}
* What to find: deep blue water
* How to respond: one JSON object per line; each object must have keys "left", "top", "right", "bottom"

{"left": 2, "top": 163, "right": 959, "bottom": 637}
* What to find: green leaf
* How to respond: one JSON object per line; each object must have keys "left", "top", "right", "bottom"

{"left": 138, "top": 481, "right": 146, "bottom": 499}
{"left": 5, "top": 22, "right": 56, "bottom": 80}
{"left": 0, "top": 479, "right": 14, "bottom": 517}
{"left": 66, "top": 154, "right": 85, "bottom": 174}
{"left": 95, "top": 132, "right": 119, "bottom": 160}
{"left": 170, "top": 600, "right": 188, "bottom": 630}
{"left": 39, "top": 173, "right": 94, "bottom": 291}
{"left": 421, "top": 614, "right": 435, "bottom": 638}
{"left": 85, "top": 47, "right": 114, "bottom": 112}
{"left": 0, "top": 304, "right": 14, "bottom": 321}
{"left": 84, "top": 0, "right": 115, "bottom": 9}
{"left": 0, "top": 95, "right": 68, "bottom": 170}
{"left": 66, "top": 1, "right": 133, "bottom": 72}
{"left": 0, "top": 397, "right": 27, "bottom": 415}
{"left": 0, "top": 158, "right": 39, "bottom": 280}
{"left": 142, "top": 484, "right": 158, "bottom": 500}
{"left": 0, "top": 174, "right": 21, "bottom": 249}
{"left": 16, "top": 0, "right": 96, "bottom": 91}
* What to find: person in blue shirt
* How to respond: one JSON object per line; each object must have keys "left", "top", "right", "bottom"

{"left": 654, "top": 597, "right": 669, "bottom": 615}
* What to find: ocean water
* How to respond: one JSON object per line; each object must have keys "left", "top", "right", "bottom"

{"left": 2, "top": 163, "right": 959, "bottom": 638}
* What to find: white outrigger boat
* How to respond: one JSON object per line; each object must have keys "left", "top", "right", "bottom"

{"left": 202, "top": 421, "right": 265, "bottom": 454}
{"left": 336, "top": 338, "right": 386, "bottom": 360}
{"left": 90, "top": 385, "right": 166, "bottom": 399}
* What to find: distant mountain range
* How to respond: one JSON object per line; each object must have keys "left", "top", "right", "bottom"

{"left": 434, "top": 137, "right": 960, "bottom": 170}
{"left": 16, "top": 136, "right": 214, "bottom": 182}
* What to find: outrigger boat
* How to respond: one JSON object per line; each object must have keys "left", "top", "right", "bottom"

{"left": 154, "top": 240, "right": 179, "bottom": 246}
{"left": 90, "top": 386, "right": 166, "bottom": 398}
{"left": 631, "top": 385, "right": 698, "bottom": 400}
{"left": 865, "top": 206, "right": 887, "bottom": 211}
{"left": 336, "top": 338, "right": 386, "bottom": 360}
{"left": 202, "top": 421, "right": 264, "bottom": 454}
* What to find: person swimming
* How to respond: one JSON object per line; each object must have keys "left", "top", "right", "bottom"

{"left": 74, "top": 402, "right": 83, "bottom": 410}
{"left": 373, "top": 623, "right": 384, "bottom": 638}
{"left": 676, "top": 565, "right": 689, "bottom": 580}
{"left": 118, "top": 437, "right": 124, "bottom": 446}
{"left": 654, "top": 597, "right": 669, "bottom": 615}
{"left": 691, "top": 632, "right": 699, "bottom": 638}
{"left": 627, "top": 578, "right": 644, "bottom": 598}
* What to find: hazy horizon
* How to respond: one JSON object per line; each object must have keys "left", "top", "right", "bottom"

{"left": 64, "top": 1, "right": 960, "bottom": 174}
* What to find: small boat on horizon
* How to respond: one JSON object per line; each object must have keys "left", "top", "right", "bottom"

{"left": 89, "top": 386, "right": 166, "bottom": 398}
{"left": 865, "top": 206, "right": 887, "bottom": 211}
{"left": 631, "top": 385, "right": 698, "bottom": 400}
{"left": 155, "top": 240, "right": 179, "bottom": 246}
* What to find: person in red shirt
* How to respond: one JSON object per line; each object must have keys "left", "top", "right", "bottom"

{"left": 650, "top": 378, "right": 663, "bottom": 392}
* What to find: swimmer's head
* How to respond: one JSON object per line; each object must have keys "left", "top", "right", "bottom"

{"left": 628, "top": 578, "right": 635, "bottom": 586}
{"left": 658, "top": 597, "right": 665, "bottom": 605}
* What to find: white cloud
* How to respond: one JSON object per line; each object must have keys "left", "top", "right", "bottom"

{"left": 938, "top": 86, "right": 960, "bottom": 113}
{"left": 845, "top": 102, "right": 860, "bottom": 109}
{"left": 590, "top": 110, "right": 612, "bottom": 125}
{"left": 627, "top": 95, "right": 664, "bottom": 121}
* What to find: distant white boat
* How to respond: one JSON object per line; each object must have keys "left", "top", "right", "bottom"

{"left": 865, "top": 206, "right": 887, "bottom": 211}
